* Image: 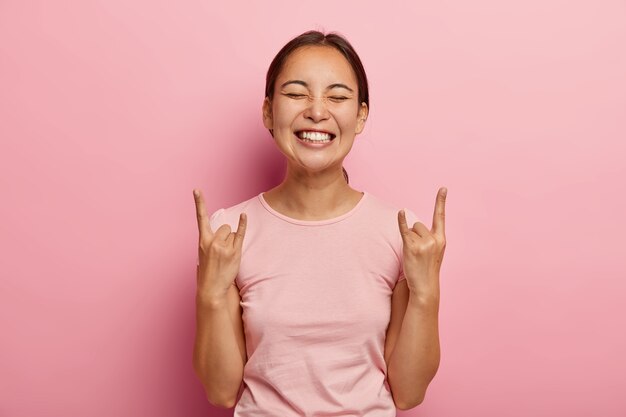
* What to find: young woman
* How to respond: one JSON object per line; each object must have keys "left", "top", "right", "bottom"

{"left": 193, "top": 30, "right": 447, "bottom": 416}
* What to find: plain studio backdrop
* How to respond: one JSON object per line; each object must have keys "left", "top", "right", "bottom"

{"left": 1, "top": 1, "right": 625, "bottom": 416}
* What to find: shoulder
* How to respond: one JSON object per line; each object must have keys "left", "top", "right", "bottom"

{"left": 208, "top": 192, "right": 261, "bottom": 231}
{"left": 359, "top": 192, "right": 420, "bottom": 259}
{"left": 363, "top": 191, "right": 419, "bottom": 228}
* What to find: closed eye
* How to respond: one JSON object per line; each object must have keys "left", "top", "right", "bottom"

{"left": 283, "top": 93, "right": 350, "bottom": 102}
{"left": 285, "top": 93, "right": 306, "bottom": 98}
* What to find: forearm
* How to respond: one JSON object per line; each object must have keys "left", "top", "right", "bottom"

{"left": 193, "top": 296, "right": 244, "bottom": 408}
{"left": 387, "top": 292, "right": 441, "bottom": 409}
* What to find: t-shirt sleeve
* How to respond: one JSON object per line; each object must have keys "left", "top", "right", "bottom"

{"left": 397, "top": 207, "right": 419, "bottom": 283}
{"left": 208, "top": 207, "right": 226, "bottom": 231}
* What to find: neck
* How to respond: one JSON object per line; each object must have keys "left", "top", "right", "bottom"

{"left": 270, "top": 164, "right": 357, "bottom": 218}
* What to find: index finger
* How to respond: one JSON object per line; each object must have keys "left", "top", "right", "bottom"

{"left": 193, "top": 189, "right": 213, "bottom": 237}
{"left": 431, "top": 187, "right": 447, "bottom": 236}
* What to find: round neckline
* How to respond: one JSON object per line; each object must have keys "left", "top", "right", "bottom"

{"left": 258, "top": 191, "right": 368, "bottom": 226}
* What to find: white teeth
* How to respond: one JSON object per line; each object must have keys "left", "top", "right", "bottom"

{"left": 298, "top": 131, "right": 332, "bottom": 141}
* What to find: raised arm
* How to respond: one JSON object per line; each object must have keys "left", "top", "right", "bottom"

{"left": 191, "top": 189, "right": 248, "bottom": 408}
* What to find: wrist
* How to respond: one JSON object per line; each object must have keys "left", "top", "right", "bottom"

{"left": 196, "top": 290, "right": 228, "bottom": 309}
{"left": 408, "top": 291, "right": 440, "bottom": 310}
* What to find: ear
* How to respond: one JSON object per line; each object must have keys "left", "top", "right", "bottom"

{"left": 262, "top": 97, "right": 273, "bottom": 130}
{"left": 355, "top": 102, "right": 368, "bottom": 134}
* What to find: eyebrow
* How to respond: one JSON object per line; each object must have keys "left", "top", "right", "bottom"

{"left": 280, "top": 80, "right": 354, "bottom": 93}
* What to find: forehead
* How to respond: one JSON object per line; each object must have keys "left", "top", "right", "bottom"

{"left": 278, "top": 46, "right": 357, "bottom": 86}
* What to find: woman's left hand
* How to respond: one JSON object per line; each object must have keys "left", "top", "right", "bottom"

{"left": 397, "top": 187, "right": 447, "bottom": 299}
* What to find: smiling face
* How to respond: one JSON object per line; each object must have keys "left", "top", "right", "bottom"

{"left": 262, "top": 45, "right": 368, "bottom": 174}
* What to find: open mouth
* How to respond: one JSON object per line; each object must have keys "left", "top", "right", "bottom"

{"left": 294, "top": 130, "right": 336, "bottom": 144}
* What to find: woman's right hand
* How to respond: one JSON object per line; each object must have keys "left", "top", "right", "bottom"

{"left": 193, "top": 189, "right": 247, "bottom": 304}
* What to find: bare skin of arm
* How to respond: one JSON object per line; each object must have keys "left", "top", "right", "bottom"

{"left": 193, "top": 285, "right": 247, "bottom": 408}
{"left": 192, "top": 189, "right": 248, "bottom": 408}
{"left": 386, "top": 187, "right": 447, "bottom": 409}
{"left": 385, "top": 282, "right": 440, "bottom": 409}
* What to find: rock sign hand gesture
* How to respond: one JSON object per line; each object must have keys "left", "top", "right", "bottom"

{"left": 193, "top": 189, "right": 247, "bottom": 304}
{"left": 397, "top": 187, "right": 447, "bottom": 299}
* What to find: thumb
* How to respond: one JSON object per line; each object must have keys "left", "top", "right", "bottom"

{"left": 398, "top": 209, "right": 410, "bottom": 241}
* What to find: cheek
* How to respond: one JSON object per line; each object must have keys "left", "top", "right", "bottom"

{"left": 273, "top": 104, "right": 300, "bottom": 126}
{"left": 334, "top": 104, "right": 360, "bottom": 122}
{"left": 334, "top": 112, "right": 358, "bottom": 131}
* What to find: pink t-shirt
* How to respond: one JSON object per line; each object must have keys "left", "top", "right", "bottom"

{"left": 208, "top": 191, "right": 418, "bottom": 416}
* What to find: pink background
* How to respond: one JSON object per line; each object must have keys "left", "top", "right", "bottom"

{"left": 1, "top": 0, "right": 625, "bottom": 416}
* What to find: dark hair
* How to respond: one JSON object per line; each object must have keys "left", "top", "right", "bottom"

{"left": 264, "top": 30, "right": 369, "bottom": 184}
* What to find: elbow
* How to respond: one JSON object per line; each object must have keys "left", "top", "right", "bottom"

{"left": 198, "top": 383, "right": 241, "bottom": 409}
{"left": 395, "top": 393, "right": 425, "bottom": 411}
{"left": 396, "top": 399, "right": 423, "bottom": 411}
{"left": 192, "top": 359, "right": 241, "bottom": 409}
{"left": 202, "top": 378, "right": 241, "bottom": 409}
{"left": 206, "top": 391, "right": 237, "bottom": 409}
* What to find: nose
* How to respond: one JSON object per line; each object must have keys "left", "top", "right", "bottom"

{"left": 302, "top": 96, "right": 330, "bottom": 123}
